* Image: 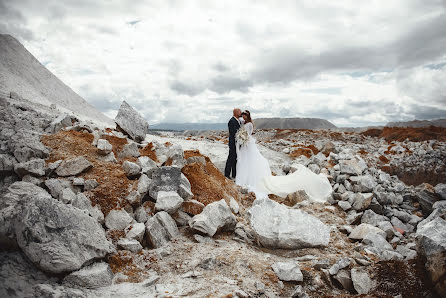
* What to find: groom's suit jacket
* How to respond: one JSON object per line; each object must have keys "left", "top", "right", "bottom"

{"left": 228, "top": 116, "right": 241, "bottom": 149}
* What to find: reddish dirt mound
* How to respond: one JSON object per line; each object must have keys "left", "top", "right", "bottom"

{"left": 289, "top": 144, "right": 319, "bottom": 158}
{"left": 139, "top": 142, "right": 159, "bottom": 162}
{"left": 362, "top": 126, "right": 446, "bottom": 142}
{"left": 107, "top": 250, "right": 158, "bottom": 283}
{"left": 41, "top": 130, "right": 138, "bottom": 216}
{"left": 182, "top": 150, "right": 240, "bottom": 206}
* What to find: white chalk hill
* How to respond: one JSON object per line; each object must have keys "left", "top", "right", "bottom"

{"left": 0, "top": 34, "right": 113, "bottom": 127}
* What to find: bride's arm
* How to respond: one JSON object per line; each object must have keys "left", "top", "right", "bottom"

{"left": 247, "top": 122, "right": 253, "bottom": 135}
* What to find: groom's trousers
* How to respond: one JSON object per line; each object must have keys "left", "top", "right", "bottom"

{"left": 225, "top": 143, "right": 237, "bottom": 178}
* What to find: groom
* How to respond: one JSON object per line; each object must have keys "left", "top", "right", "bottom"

{"left": 225, "top": 108, "right": 241, "bottom": 179}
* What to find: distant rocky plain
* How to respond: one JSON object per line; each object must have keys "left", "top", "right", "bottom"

{"left": 1, "top": 34, "right": 446, "bottom": 297}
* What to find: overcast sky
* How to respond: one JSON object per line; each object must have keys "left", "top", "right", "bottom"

{"left": 1, "top": 0, "right": 445, "bottom": 126}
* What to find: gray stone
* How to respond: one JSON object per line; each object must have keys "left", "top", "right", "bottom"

{"left": 338, "top": 200, "right": 351, "bottom": 211}
{"left": 137, "top": 174, "right": 151, "bottom": 196}
{"left": 291, "top": 285, "right": 310, "bottom": 298}
{"left": 44, "top": 178, "right": 72, "bottom": 200}
{"left": 396, "top": 245, "right": 417, "bottom": 260}
{"left": 350, "top": 175, "right": 377, "bottom": 192}
{"left": 0, "top": 154, "right": 16, "bottom": 173}
{"left": 97, "top": 139, "right": 112, "bottom": 155}
{"left": 333, "top": 269, "right": 354, "bottom": 292}
{"left": 14, "top": 158, "right": 45, "bottom": 177}
{"left": 189, "top": 199, "right": 237, "bottom": 237}
{"left": 313, "top": 259, "right": 331, "bottom": 270}
{"left": 149, "top": 166, "right": 182, "bottom": 198}
{"left": 137, "top": 156, "right": 157, "bottom": 176}
{"left": 125, "top": 222, "right": 145, "bottom": 242}
{"left": 55, "top": 157, "right": 93, "bottom": 177}
{"left": 122, "top": 161, "right": 141, "bottom": 177}
{"left": 72, "top": 177, "right": 85, "bottom": 186}
{"left": 21, "top": 175, "right": 43, "bottom": 186}
{"left": 172, "top": 210, "right": 192, "bottom": 227}
{"left": 126, "top": 190, "right": 141, "bottom": 207}
{"left": 177, "top": 184, "right": 194, "bottom": 201}
{"left": 361, "top": 209, "right": 388, "bottom": 227}
{"left": 114, "top": 100, "right": 149, "bottom": 142}
{"left": 100, "top": 152, "right": 117, "bottom": 163}
{"left": 271, "top": 261, "right": 303, "bottom": 282}
{"left": 11, "top": 129, "right": 49, "bottom": 163}
{"left": 186, "top": 156, "right": 206, "bottom": 165}
{"left": 105, "top": 209, "right": 134, "bottom": 230}
{"left": 339, "top": 157, "right": 367, "bottom": 176}
{"left": 416, "top": 217, "right": 446, "bottom": 296}
{"left": 134, "top": 202, "right": 154, "bottom": 223}
{"left": 119, "top": 142, "right": 141, "bottom": 158}
{"left": 346, "top": 211, "right": 363, "bottom": 225}
{"left": 155, "top": 191, "right": 183, "bottom": 214}
{"left": 145, "top": 211, "right": 178, "bottom": 248}
{"left": 352, "top": 193, "right": 373, "bottom": 211}
{"left": 434, "top": 183, "right": 446, "bottom": 200}
{"left": 71, "top": 193, "right": 104, "bottom": 224}
{"left": 362, "top": 233, "right": 393, "bottom": 251}
{"left": 378, "top": 221, "right": 394, "bottom": 239}
{"left": 351, "top": 267, "right": 373, "bottom": 294}
{"left": 349, "top": 223, "right": 387, "bottom": 240}
{"left": 415, "top": 183, "right": 440, "bottom": 215}
{"left": 248, "top": 198, "right": 330, "bottom": 249}
{"left": 117, "top": 238, "right": 143, "bottom": 253}
{"left": 15, "top": 195, "right": 114, "bottom": 273}
{"left": 50, "top": 114, "right": 79, "bottom": 133}
{"left": 82, "top": 179, "right": 98, "bottom": 192}
{"left": 63, "top": 262, "right": 113, "bottom": 289}
{"left": 60, "top": 187, "right": 76, "bottom": 204}
{"left": 329, "top": 258, "right": 352, "bottom": 275}
{"left": 391, "top": 216, "right": 412, "bottom": 233}
{"left": 229, "top": 197, "right": 240, "bottom": 214}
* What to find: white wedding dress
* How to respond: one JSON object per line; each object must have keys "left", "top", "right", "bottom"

{"left": 235, "top": 123, "right": 332, "bottom": 202}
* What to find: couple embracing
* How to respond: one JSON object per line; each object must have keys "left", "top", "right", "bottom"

{"left": 224, "top": 108, "right": 333, "bottom": 202}
{"left": 224, "top": 108, "right": 271, "bottom": 194}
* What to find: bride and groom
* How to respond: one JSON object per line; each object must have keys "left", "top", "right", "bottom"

{"left": 224, "top": 108, "right": 333, "bottom": 202}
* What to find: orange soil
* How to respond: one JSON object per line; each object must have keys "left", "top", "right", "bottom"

{"left": 107, "top": 250, "right": 157, "bottom": 283}
{"left": 41, "top": 130, "right": 137, "bottom": 216}
{"left": 182, "top": 150, "right": 240, "bottom": 206}
{"left": 362, "top": 126, "right": 446, "bottom": 142}
{"left": 139, "top": 142, "right": 159, "bottom": 162}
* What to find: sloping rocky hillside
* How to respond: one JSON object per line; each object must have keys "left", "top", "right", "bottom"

{"left": 0, "top": 34, "right": 113, "bottom": 127}
{"left": 254, "top": 117, "right": 337, "bottom": 130}
{"left": 1, "top": 93, "right": 445, "bottom": 297}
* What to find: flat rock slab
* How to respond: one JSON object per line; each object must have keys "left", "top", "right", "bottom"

{"left": 272, "top": 261, "right": 303, "bottom": 282}
{"left": 55, "top": 156, "right": 92, "bottom": 177}
{"left": 15, "top": 195, "right": 115, "bottom": 274}
{"left": 146, "top": 211, "right": 178, "bottom": 248}
{"left": 248, "top": 198, "right": 330, "bottom": 249}
{"left": 114, "top": 101, "right": 149, "bottom": 142}
{"left": 63, "top": 262, "right": 113, "bottom": 289}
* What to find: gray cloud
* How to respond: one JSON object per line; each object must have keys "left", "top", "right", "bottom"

{"left": 407, "top": 104, "right": 446, "bottom": 120}
{"left": 0, "top": 1, "right": 34, "bottom": 40}
{"left": 209, "top": 75, "right": 253, "bottom": 94}
{"left": 170, "top": 80, "right": 205, "bottom": 96}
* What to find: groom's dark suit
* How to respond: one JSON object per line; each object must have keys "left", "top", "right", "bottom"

{"left": 225, "top": 116, "right": 241, "bottom": 179}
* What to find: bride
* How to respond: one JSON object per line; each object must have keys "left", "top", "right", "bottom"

{"left": 235, "top": 110, "right": 332, "bottom": 202}
{"left": 235, "top": 110, "right": 272, "bottom": 193}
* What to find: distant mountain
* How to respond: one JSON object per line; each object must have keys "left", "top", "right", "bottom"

{"left": 0, "top": 34, "right": 113, "bottom": 127}
{"left": 386, "top": 119, "right": 446, "bottom": 128}
{"left": 150, "top": 122, "right": 227, "bottom": 131}
{"left": 253, "top": 117, "right": 337, "bottom": 129}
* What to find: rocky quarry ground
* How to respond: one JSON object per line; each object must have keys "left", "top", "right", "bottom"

{"left": 1, "top": 94, "right": 446, "bottom": 298}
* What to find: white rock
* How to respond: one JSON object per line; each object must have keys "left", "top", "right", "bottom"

{"left": 97, "top": 139, "right": 112, "bottom": 155}
{"left": 145, "top": 211, "right": 179, "bottom": 248}
{"left": 155, "top": 191, "right": 184, "bottom": 214}
{"left": 122, "top": 161, "right": 141, "bottom": 177}
{"left": 248, "top": 198, "right": 330, "bottom": 249}
{"left": 229, "top": 197, "right": 240, "bottom": 214}
{"left": 189, "top": 199, "right": 237, "bottom": 237}
{"left": 105, "top": 209, "right": 134, "bottom": 230}
{"left": 349, "top": 223, "right": 387, "bottom": 240}
{"left": 272, "top": 261, "right": 303, "bottom": 282}
{"left": 63, "top": 262, "right": 113, "bottom": 289}
{"left": 125, "top": 222, "right": 146, "bottom": 242}
{"left": 117, "top": 238, "right": 142, "bottom": 253}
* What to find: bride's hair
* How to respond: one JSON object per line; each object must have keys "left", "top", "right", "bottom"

{"left": 242, "top": 110, "right": 252, "bottom": 123}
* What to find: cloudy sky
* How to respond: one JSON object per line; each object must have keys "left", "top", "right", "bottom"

{"left": 1, "top": 0, "right": 446, "bottom": 126}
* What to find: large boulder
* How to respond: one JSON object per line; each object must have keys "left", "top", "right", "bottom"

{"left": 189, "top": 199, "right": 237, "bottom": 237}
{"left": 63, "top": 262, "right": 113, "bottom": 289}
{"left": 55, "top": 157, "right": 93, "bottom": 177}
{"left": 149, "top": 166, "right": 192, "bottom": 200}
{"left": 339, "top": 157, "right": 367, "bottom": 176}
{"left": 14, "top": 195, "right": 115, "bottom": 274}
{"left": 248, "top": 198, "right": 330, "bottom": 249}
{"left": 14, "top": 158, "right": 46, "bottom": 177}
{"left": 114, "top": 101, "right": 149, "bottom": 142}
{"left": 416, "top": 217, "right": 446, "bottom": 296}
{"left": 145, "top": 211, "right": 178, "bottom": 248}
{"left": 351, "top": 268, "right": 374, "bottom": 294}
